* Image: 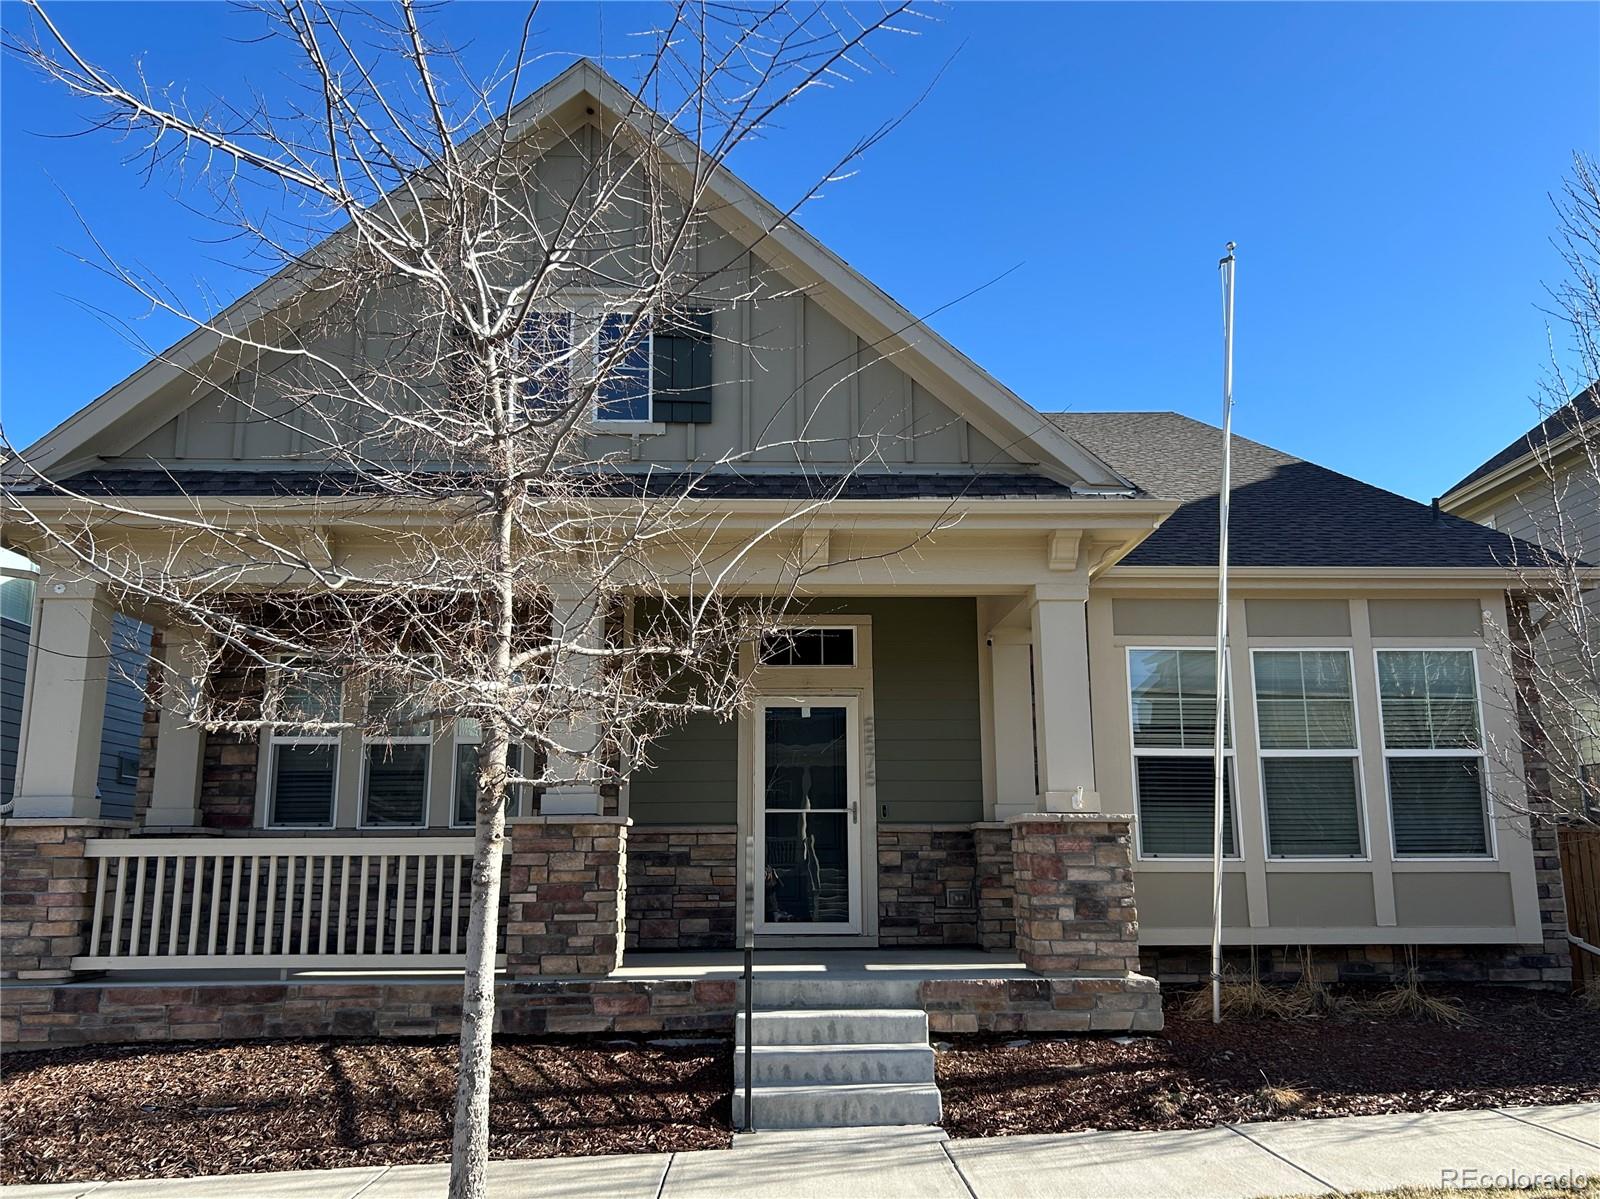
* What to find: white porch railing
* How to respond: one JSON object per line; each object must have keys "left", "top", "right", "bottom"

{"left": 74, "top": 837, "right": 486, "bottom": 971}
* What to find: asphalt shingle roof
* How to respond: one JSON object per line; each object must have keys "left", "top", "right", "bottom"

{"left": 37, "top": 413, "right": 1544, "bottom": 570}
{"left": 41, "top": 468, "right": 1076, "bottom": 502}
{"left": 1050, "top": 410, "right": 1537, "bottom": 569}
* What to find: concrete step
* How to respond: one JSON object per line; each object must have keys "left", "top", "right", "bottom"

{"left": 731, "top": 1081, "right": 942, "bottom": 1129}
{"left": 736, "top": 1008, "right": 929, "bottom": 1046}
{"left": 752, "top": 977, "right": 922, "bottom": 1010}
{"left": 733, "top": 1042, "right": 936, "bottom": 1085}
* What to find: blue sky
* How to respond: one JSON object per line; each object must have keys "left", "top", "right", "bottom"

{"left": 2, "top": 2, "right": 1596, "bottom": 501}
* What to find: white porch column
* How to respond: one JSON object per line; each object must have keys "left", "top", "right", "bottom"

{"left": 541, "top": 585, "right": 604, "bottom": 816}
{"left": 1029, "top": 585, "right": 1101, "bottom": 813}
{"left": 143, "top": 626, "right": 210, "bottom": 827}
{"left": 989, "top": 630, "right": 1038, "bottom": 821}
{"left": 12, "top": 577, "right": 114, "bottom": 819}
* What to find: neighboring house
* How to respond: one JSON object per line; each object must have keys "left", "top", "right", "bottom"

{"left": 0, "top": 63, "right": 1569, "bottom": 1055}
{"left": 1440, "top": 389, "right": 1600, "bottom": 819}
{"left": 0, "top": 548, "right": 151, "bottom": 820}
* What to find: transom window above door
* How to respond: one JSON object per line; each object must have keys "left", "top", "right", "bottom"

{"left": 758, "top": 626, "right": 856, "bottom": 668}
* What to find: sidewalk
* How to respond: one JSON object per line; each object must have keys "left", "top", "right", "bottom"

{"left": 7, "top": 1104, "right": 1597, "bottom": 1199}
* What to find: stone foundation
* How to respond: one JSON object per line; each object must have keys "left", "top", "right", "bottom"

{"left": 625, "top": 826, "right": 737, "bottom": 950}
{"left": 973, "top": 823, "right": 1016, "bottom": 951}
{"left": 1, "top": 971, "right": 1161, "bottom": 1051}
{"left": 0, "top": 819, "right": 131, "bottom": 980}
{"left": 1141, "top": 942, "right": 1572, "bottom": 988}
{"left": 0, "top": 977, "right": 740, "bottom": 1050}
{"left": 504, "top": 816, "right": 628, "bottom": 975}
{"left": 921, "top": 975, "right": 1162, "bottom": 1034}
{"left": 877, "top": 826, "right": 978, "bottom": 946}
{"left": 1010, "top": 814, "right": 1139, "bottom": 976}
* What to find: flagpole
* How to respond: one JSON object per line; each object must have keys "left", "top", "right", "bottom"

{"left": 1211, "top": 243, "right": 1237, "bottom": 1026}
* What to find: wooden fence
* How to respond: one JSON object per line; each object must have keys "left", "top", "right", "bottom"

{"left": 1558, "top": 825, "right": 1600, "bottom": 989}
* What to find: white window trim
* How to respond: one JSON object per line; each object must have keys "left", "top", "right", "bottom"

{"left": 1250, "top": 647, "right": 1371, "bottom": 863}
{"left": 261, "top": 658, "right": 341, "bottom": 831}
{"left": 1125, "top": 645, "right": 1241, "bottom": 862}
{"left": 1374, "top": 646, "right": 1497, "bottom": 863}
{"left": 358, "top": 683, "right": 435, "bottom": 831}
{"left": 758, "top": 624, "right": 859, "bottom": 670}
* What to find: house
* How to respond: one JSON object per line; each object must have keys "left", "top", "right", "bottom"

{"left": 1440, "top": 390, "right": 1600, "bottom": 819}
{"left": 0, "top": 62, "right": 1570, "bottom": 1060}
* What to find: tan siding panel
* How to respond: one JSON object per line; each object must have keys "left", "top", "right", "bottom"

{"left": 1392, "top": 872, "right": 1514, "bottom": 927}
{"left": 1264, "top": 872, "right": 1376, "bottom": 927}
{"left": 1245, "top": 599, "right": 1352, "bottom": 638}
{"left": 1112, "top": 598, "right": 1215, "bottom": 637}
{"left": 1368, "top": 599, "right": 1482, "bottom": 638}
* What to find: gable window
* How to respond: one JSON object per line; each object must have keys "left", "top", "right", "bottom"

{"left": 1377, "top": 649, "right": 1491, "bottom": 858}
{"left": 759, "top": 626, "right": 856, "bottom": 668}
{"left": 652, "top": 309, "right": 714, "bottom": 423}
{"left": 1128, "top": 648, "right": 1237, "bottom": 858}
{"left": 520, "top": 310, "right": 574, "bottom": 412}
{"left": 264, "top": 661, "right": 341, "bottom": 828}
{"left": 595, "top": 312, "right": 653, "bottom": 424}
{"left": 1253, "top": 650, "right": 1365, "bottom": 858}
{"left": 362, "top": 682, "right": 432, "bottom": 828}
{"left": 453, "top": 719, "right": 532, "bottom": 826}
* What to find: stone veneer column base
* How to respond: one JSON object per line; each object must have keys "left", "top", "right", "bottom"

{"left": 973, "top": 823, "right": 1016, "bottom": 950}
{"left": 1009, "top": 813, "right": 1139, "bottom": 976}
{"left": 1, "top": 819, "right": 132, "bottom": 981}
{"left": 504, "top": 816, "right": 629, "bottom": 976}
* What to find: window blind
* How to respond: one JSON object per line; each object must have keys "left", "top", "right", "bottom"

{"left": 1263, "top": 758, "right": 1363, "bottom": 857}
{"left": 363, "top": 743, "right": 430, "bottom": 826}
{"left": 269, "top": 743, "right": 336, "bottom": 826}
{"left": 1135, "top": 757, "right": 1236, "bottom": 857}
{"left": 1378, "top": 649, "right": 1489, "bottom": 858}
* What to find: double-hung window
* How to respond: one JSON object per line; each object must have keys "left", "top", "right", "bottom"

{"left": 452, "top": 719, "right": 531, "bottom": 826}
{"left": 1253, "top": 650, "right": 1365, "bottom": 858}
{"left": 595, "top": 312, "right": 653, "bottom": 424}
{"left": 1377, "top": 649, "right": 1491, "bottom": 858}
{"left": 1128, "top": 648, "right": 1237, "bottom": 858}
{"left": 264, "top": 661, "right": 341, "bottom": 828}
{"left": 520, "top": 310, "right": 575, "bottom": 413}
{"left": 362, "top": 683, "right": 432, "bottom": 828}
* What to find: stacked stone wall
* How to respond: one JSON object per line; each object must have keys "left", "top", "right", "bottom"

{"left": 625, "top": 826, "right": 737, "bottom": 950}
{"left": 877, "top": 826, "right": 978, "bottom": 946}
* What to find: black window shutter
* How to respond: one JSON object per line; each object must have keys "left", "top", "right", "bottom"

{"left": 654, "top": 309, "right": 714, "bottom": 424}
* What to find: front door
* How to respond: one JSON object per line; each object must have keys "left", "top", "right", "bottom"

{"left": 754, "top": 697, "right": 862, "bottom": 934}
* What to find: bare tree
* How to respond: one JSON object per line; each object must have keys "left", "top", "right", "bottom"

{"left": 1479, "top": 152, "right": 1600, "bottom": 829}
{"left": 0, "top": 4, "right": 927, "bottom": 1193}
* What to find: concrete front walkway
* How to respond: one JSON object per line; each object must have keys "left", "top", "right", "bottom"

{"left": 6, "top": 1105, "right": 1596, "bottom": 1199}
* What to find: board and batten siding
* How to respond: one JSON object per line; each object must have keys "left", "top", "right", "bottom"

{"left": 102, "top": 129, "right": 1018, "bottom": 475}
{"left": 95, "top": 614, "right": 154, "bottom": 821}
{"left": 627, "top": 597, "right": 984, "bottom": 826}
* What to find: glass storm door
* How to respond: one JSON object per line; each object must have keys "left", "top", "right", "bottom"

{"left": 755, "top": 698, "right": 861, "bottom": 934}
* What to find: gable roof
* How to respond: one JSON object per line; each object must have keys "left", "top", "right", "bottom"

{"left": 16, "top": 60, "right": 1128, "bottom": 493}
{"left": 1051, "top": 411, "right": 1539, "bottom": 569}
{"left": 1440, "top": 385, "right": 1600, "bottom": 503}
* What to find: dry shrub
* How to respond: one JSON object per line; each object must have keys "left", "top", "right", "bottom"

{"left": 1361, "top": 949, "right": 1470, "bottom": 1026}
{"left": 1254, "top": 1082, "right": 1309, "bottom": 1115}
{"left": 1179, "top": 952, "right": 1314, "bottom": 1020}
{"left": 1580, "top": 974, "right": 1600, "bottom": 1010}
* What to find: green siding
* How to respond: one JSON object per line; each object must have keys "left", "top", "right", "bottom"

{"left": 626, "top": 597, "right": 984, "bottom": 826}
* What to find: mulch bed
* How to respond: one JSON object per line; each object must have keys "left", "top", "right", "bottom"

{"left": 1, "top": 1036, "right": 731, "bottom": 1184}
{"left": 938, "top": 986, "right": 1600, "bottom": 1138}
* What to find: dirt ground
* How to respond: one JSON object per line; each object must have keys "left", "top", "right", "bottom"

{"left": 937, "top": 986, "right": 1600, "bottom": 1138}
{"left": 1, "top": 1036, "right": 732, "bottom": 1184}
